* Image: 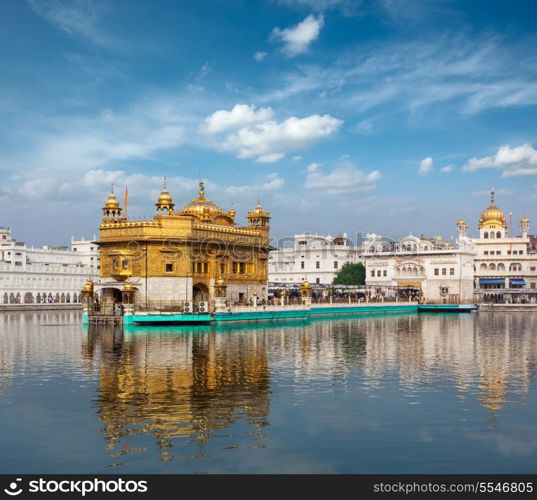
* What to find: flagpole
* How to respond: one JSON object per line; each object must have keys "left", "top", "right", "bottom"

{"left": 124, "top": 186, "right": 129, "bottom": 220}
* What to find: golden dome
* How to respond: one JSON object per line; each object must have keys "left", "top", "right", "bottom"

{"left": 155, "top": 177, "right": 175, "bottom": 214}
{"left": 104, "top": 192, "right": 120, "bottom": 209}
{"left": 82, "top": 279, "right": 94, "bottom": 292}
{"left": 301, "top": 280, "right": 311, "bottom": 288}
{"left": 456, "top": 219, "right": 466, "bottom": 225}
{"left": 479, "top": 189, "right": 506, "bottom": 229}
{"left": 215, "top": 277, "right": 225, "bottom": 286}
{"left": 521, "top": 216, "right": 529, "bottom": 223}
{"left": 179, "top": 180, "right": 231, "bottom": 223}
{"left": 123, "top": 281, "right": 134, "bottom": 292}
{"left": 157, "top": 188, "right": 173, "bottom": 205}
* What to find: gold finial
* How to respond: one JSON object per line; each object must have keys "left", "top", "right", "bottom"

{"left": 491, "top": 187, "right": 495, "bottom": 205}
{"left": 163, "top": 176, "right": 167, "bottom": 189}
{"left": 111, "top": 182, "right": 114, "bottom": 194}
{"left": 199, "top": 180, "right": 205, "bottom": 200}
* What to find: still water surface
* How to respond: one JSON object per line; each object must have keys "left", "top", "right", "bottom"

{"left": 1, "top": 311, "right": 536, "bottom": 474}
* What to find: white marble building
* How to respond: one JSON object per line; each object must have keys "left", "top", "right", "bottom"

{"left": 459, "top": 189, "right": 537, "bottom": 302}
{"left": 363, "top": 233, "right": 476, "bottom": 303}
{"left": 268, "top": 233, "right": 362, "bottom": 285}
{"left": 0, "top": 226, "right": 100, "bottom": 305}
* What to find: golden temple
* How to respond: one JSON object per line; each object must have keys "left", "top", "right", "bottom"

{"left": 94, "top": 180, "right": 270, "bottom": 310}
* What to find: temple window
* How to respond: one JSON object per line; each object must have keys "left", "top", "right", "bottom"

{"left": 165, "top": 263, "right": 173, "bottom": 272}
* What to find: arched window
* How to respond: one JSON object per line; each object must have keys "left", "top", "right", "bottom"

{"left": 484, "top": 232, "right": 489, "bottom": 239}
{"left": 489, "top": 263, "right": 496, "bottom": 271}
{"left": 490, "top": 231, "right": 495, "bottom": 239}
{"left": 496, "top": 231, "right": 501, "bottom": 239}
{"left": 480, "top": 263, "right": 487, "bottom": 271}
{"left": 497, "top": 263, "right": 505, "bottom": 271}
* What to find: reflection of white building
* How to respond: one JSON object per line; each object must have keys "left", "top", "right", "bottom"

{"left": 363, "top": 233, "right": 476, "bottom": 303}
{"left": 0, "top": 226, "right": 99, "bottom": 305}
{"left": 459, "top": 189, "right": 537, "bottom": 302}
{"left": 268, "top": 233, "right": 362, "bottom": 285}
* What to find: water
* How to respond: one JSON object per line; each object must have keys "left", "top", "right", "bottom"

{"left": 1, "top": 310, "right": 537, "bottom": 474}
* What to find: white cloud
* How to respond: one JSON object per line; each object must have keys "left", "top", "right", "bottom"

{"left": 418, "top": 157, "right": 433, "bottom": 175}
{"left": 220, "top": 113, "right": 342, "bottom": 162}
{"left": 27, "top": 0, "right": 115, "bottom": 47}
{"left": 292, "top": 155, "right": 303, "bottom": 161}
{"left": 271, "top": 14, "right": 324, "bottom": 57}
{"left": 15, "top": 169, "right": 284, "bottom": 208}
{"left": 202, "top": 104, "right": 274, "bottom": 134}
{"left": 256, "top": 153, "right": 285, "bottom": 163}
{"left": 441, "top": 165, "right": 454, "bottom": 173}
{"left": 223, "top": 175, "right": 285, "bottom": 196}
{"left": 254, "top": 51, "right": 268, "bottom": 62}
{"left": 462, "top": 144, "right": 537, "bottom": 177}
{"left": 304, "top": 160, "right": 381, "bottom": 194}
{"left": 259, "top": 32, "right": 537, "bottom": 117}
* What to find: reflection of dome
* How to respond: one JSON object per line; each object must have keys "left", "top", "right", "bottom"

{"left": 479, "top": 189, "right": 506, "bottom": 229}
{"left": 179, "top": 181, "right": 233, "bottom": 225}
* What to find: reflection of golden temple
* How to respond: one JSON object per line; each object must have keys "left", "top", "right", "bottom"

{"left": 93, "top": 180, "right": 271, "bottom": 310}
{"left": 83, "top": 325, "right": 270, "bottom": 459}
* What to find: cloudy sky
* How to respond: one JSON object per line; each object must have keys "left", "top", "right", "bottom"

{"left": 2, "top": 0, "right": 537, "bottom": 245}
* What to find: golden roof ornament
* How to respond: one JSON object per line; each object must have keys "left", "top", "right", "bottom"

{"left": 479, "top": 187, "right": 507, "bottom": 229}
{"left": 155, "top": 176, "right": 174, "bottom": 211}
{"left": 179, "top": 180, "right": 230, "bottom": 222}
{"left": 82, "top": 278, "right": 94, "bottom": 292}
{"left": 104, "top": 184, "right": 120, "bottom": 209}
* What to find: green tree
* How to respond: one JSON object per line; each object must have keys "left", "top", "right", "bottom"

{"left": 332, "top": 262, "right": 366, "bottom": 285}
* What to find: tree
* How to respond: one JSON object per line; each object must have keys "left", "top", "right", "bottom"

{"left": 332, "top": 262, "right": 366, "bottom": 285}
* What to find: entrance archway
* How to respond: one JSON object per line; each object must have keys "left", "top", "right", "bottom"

{"left": 192, "top": 283, "right": 209, "bottom": 307}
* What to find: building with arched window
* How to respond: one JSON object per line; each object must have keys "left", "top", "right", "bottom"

{"left": 0, "top": 226, "right": 99, "bottom": 306}
{"left": 363, "top": 232, "right": 476, "bottom": 303}
{"left": 464, "top": 189, "right": 537, "bottom": 302}
{"left": 268, "top": 233, "right": 362, "bottom": 285}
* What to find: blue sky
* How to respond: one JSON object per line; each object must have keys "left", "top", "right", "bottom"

{"left": 1, "top": 0, "right": 537, "bottom": 245}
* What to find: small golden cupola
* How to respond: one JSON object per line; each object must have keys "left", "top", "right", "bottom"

{"left": 479, "top": 188, "right": 506, "bottom": 229}
{"left": 247, "top": 198, "right": 270, "bottom": 229}
{"left": 179, "top": 180, "right": 234, "bottom": 225}
{"left": 520, "top": 215, "right": 530, "bottom": 238}
{"left": 102, "top": 185, "right": 122, "bottom": 220}
{"left": 228, "top": 204, "right": 236, "bottom": 223}
{"left": 456, "top": 218, "right": 467, "bottom": 238}
{"left": 155, "top": 177, "right": 175, "bottom": 215}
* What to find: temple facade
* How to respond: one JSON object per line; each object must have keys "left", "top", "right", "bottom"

{"left": 94, "top": 180, "right": 270, "bottom": 310}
